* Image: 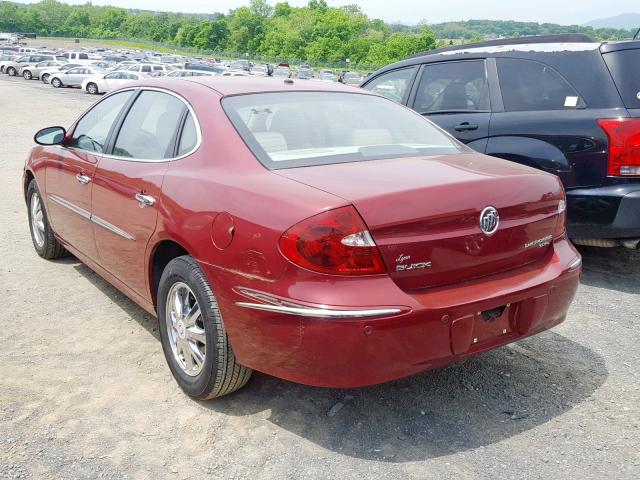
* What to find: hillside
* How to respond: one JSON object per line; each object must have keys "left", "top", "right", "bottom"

{"left": 584, "top": 13, "right": 640, "bottom": 30}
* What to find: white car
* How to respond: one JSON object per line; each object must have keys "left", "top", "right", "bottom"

{"left": 49, "top": 66, "right": 105, "bottom": 88}
{"left": 39, "top": 63, "right": 82, "bottom": 83}
{"left": 164, "top": 69, "right": 216, "bottom": 78}
{"left": 221, "top": 70, "right": 250, "bottom": 77}
{"left": 82, "top": 71, "right": 146, "bottom": 94}
{"left": 126, "top": 63, "right": 171, "bottom": 75}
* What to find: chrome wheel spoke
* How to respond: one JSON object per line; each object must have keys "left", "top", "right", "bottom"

{"left": 165, "top": 282, "right": 206, "bottom": 377}
{"left": 183, "top": 303, "right": 201, "bottom": 327}
{"left": 186, "top": 325, "right": 206, "bottom": 344}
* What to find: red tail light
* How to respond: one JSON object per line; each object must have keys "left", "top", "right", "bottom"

{"left": 279, "top": 206, "right": 386, "bottom": 275}
{"left": 598, "top": 118, "right": 640, "bottom": 176}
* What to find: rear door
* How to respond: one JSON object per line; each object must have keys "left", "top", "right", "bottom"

{"left": 91, "top": 89, "right": 191, "bottom": 296}
{"left": 487, "top": 57, "right": 604, "bottom": 188}
{"left": 409, "top": 60, "right": 492, "bottom": 152}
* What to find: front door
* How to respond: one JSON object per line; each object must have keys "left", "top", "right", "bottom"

{"left": 409, "top": 60, "right": 492, "bottom": 153}
{"left": 44, "top": 90, "right": 134, "bottom": 259}
{"left": 91, "top": 89, "right": 187, "bottom": 296}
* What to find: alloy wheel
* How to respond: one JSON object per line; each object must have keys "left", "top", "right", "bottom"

{"left": 87, "top": 83, "right": 98, "bottom": 94}
{"left": 23, "top": 70, "right": 32, "bottom": 80}
{"left": 30, "top": 192, "right": 45, "bottom": 249}
{"left": 7, "top": 67, "right": 15, "bottom": 76}
{"left": 165, "top": 282, "right": 206, "bottom": 377}
{"left": 41, "top": 73, "right": 49, "bottom": 83}
{"left": 51, "top": 78, "right": 61, "bottom": 88}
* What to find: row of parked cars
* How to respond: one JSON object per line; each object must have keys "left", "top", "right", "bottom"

{"left": 0, "top": 46, "right": 364, "bottom": 96}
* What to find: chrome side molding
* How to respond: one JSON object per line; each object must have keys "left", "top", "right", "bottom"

{"left": 235, "top": 302, "right": 403, "bottom": 318}
{"left": 48, "top": 194, "right": 134, "bottom": 241}
{"left": 234, "top": 287, "right": 404, "bottom": 318}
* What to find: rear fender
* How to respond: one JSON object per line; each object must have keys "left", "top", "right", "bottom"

{"left": 486, "top": 136, "right": 570, "bottom": 174}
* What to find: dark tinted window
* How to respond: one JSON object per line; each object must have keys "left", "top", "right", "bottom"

{"left": 603, "top": 49, "right": 640, "bottom": 109}
{"left": 413, "top": 61, "right": 489, "bottom": 113}
{"left": 141, "top": 65, "right": 151, "bottom": 73}
{"left": 79, "top": 53, "right": 89, "bottom": 59}
{"left": 177, "top": 113, "right": 198, "bottom": 156}
{"left": 71, "top": 91, "right": 133, "bottom": 153}
{"left": 496, "top": 58, "right": 582, "bottom": 111}
{"left": 113, "top": 91, "right": 185, "bottom": 159}
{"left": 363, "top": 67, "right": 416, "bottom": 103}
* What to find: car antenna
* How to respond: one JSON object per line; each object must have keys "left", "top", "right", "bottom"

{"left": 634, "top": 27, "right": 640, "bottom": 40}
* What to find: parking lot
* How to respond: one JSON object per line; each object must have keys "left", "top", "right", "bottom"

{"left": 1, "top": 73, "right": 639, "bottom": 479}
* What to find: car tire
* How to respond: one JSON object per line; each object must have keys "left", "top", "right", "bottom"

{"left": 41, "top": 73, "right": 50, "bottom": 83}
{"left": 23, "top": 70, "right": 32, "bottom": 80}
{"left": 7, "top": 66, "right": 16, "bottom": 76}
{"left": 157, "top": 255, "right": 252, "bottom": 399}
{"left": 86, "top": 82, "right": 99, "bottom": 94}
{"left": 51, "top": 77, "right": 62, "bottom": 88}
{"left": 27, "top": 180, "right": 68, "bottom": 260}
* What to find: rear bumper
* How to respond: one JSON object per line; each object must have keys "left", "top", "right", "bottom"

{"left": 567, "top": 184, "right": 640, "bottom": 239}
{"left": 209, "top": 238, "right": 581, "bottom": 388}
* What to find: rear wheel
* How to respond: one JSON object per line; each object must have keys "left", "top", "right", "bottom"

{"left": 27, "top": 180, "right": 68, "bottom": 260}
{"left": 157, "top": 256, "right": 252, "bottom": 399}
{"left": 51, "top": 77, "right": 62, "bottom": 88}
{"left": 23, "top": 70, "right": 32, "bottom": 80}
{"left": 86, "top": 82, "right": 98, "bottom": 94}
{"left": 41, "top": 73, "right": 50, "bottom": 83}
{"left": 7, "top": 66, "right": 16, "bottom": 76}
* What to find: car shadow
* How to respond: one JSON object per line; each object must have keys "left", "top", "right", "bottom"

{"left": 577, "top": 245, "right": 640, "bottom": 294}
{"left": 69, "top": 260, "right": 160, "bottom": 341}
{"left": 66, "top": 255, "right": 607, "bottom": 463}
{"left": 202, "top": 332, "right": 606, "bottom": 462}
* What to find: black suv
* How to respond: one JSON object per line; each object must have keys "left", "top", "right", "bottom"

{"left": 362, "top": 34, "right": 640, "bottom": 249}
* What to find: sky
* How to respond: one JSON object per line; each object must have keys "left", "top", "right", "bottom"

{"left": 18, "top": 0, "right": 639, "bottom": 25}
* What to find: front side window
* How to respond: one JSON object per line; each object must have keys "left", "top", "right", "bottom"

{"left": 141, "top": 65, "right": 151, "bottom": 73}
{"left": 363, "top": 67, "right": 416, "bottom": 103}
{"left": 413, "top": 61, "right": 490, "bottom": 114}
{"left": 70, "top": 91, "right": 133, "bottom": 153}
{"left": 222, "top": 92, "right": 465, "bottom": 169}
{"left": 496, "top": 58, "right": 583, "bottom": 111}
{"left": 105, "top": 72, "right": 121, "bottom": 80}
{"left": 113, "top": 91, "right": 186, "bottom": 159}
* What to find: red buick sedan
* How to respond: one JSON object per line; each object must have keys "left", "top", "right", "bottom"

{"left": 24, "top": 77, "right": 582, "bottom": 399}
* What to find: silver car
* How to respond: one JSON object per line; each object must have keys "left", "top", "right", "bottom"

{"left": 19, "top": 60, "right": 62, "bottom": 80}
{"left": 49, "top": 66, "right": 105, "bottom": 88}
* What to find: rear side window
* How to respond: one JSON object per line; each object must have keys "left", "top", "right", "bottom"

{"left": 79, "top": 53, "right": 89, "bottom": 60}
{"left": 222, "top": 91, "right": 465, "bottom": 169}
{"left": 363, "top": 67, "right": 416, "bottom": 102}
{"left": 177, "top": 113, "right": 198, "bottom": 156}
{"left": 113, "top": 91, "right": 186, "bottom": 159}
{"left": 496, "top": 58, "right": 583, "bottom": 111}
{"left": 413, "top": 61, "right": 490, "bottom": 113}
{"left": 71, "top": 91, "right": 133, "bottom": 153}
{"left": 603, "top": 49, "right": 640, "bottom": 109}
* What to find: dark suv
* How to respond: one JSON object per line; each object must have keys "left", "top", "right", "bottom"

{"left": 362, "top": 34, "right": 640, "bottom": 249}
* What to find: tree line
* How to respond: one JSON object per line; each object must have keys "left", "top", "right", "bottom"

{"left": 0, "top": 1, "right": 632, "bottom": 68}
{"left": 0, "top": 0, "right": 437, "bottom": 68}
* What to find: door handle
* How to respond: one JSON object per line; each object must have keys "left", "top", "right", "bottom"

{"left": 454, "top": 122, "right": 479, "bottom": 132}
{"left": 75, "top": 173, "right": 91, "bottom": 184}
{"left": 135, "top": 192, "right": 155, "bottom": 208}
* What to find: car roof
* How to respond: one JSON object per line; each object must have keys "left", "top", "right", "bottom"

{"left": 133, "top": 76, "right": 371, "bottom": 97}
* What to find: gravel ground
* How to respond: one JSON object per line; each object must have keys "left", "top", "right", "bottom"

{"left": 0, "top": 74, "right": 639, "bottom": 480}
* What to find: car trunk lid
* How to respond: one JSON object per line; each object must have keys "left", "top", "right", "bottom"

{"left": 276, "top": 154, "right": 564, "bottom": 290}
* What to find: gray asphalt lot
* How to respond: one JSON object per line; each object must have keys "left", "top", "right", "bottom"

{"left": 0, "top": 73, "right": 639, "bottom": 479}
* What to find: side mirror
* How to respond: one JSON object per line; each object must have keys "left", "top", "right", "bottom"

{"left": 34, "top": 126, "right": 66, "bottom": 146}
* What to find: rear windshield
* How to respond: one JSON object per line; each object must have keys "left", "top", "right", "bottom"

{"left": 222, "top": 91, "right": 465, "bottom": 169}
{"left": 603, "top": 49, "right": 640, "bottom": 109}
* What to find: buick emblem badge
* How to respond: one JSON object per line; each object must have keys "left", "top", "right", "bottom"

{"left": 479, "top": 206, "right": 499, "bottom": 236}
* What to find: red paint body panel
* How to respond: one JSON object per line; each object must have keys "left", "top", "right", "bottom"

{"left": 24, "top": 77, "right": 581, "bottom": 388}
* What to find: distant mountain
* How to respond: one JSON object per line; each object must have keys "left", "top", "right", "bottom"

{"left": 584, "top": 13, "right": 640, "bottom": 30}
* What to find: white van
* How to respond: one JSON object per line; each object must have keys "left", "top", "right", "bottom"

{"left": 60, "top": 51, "right": 91, "bottom": 62}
